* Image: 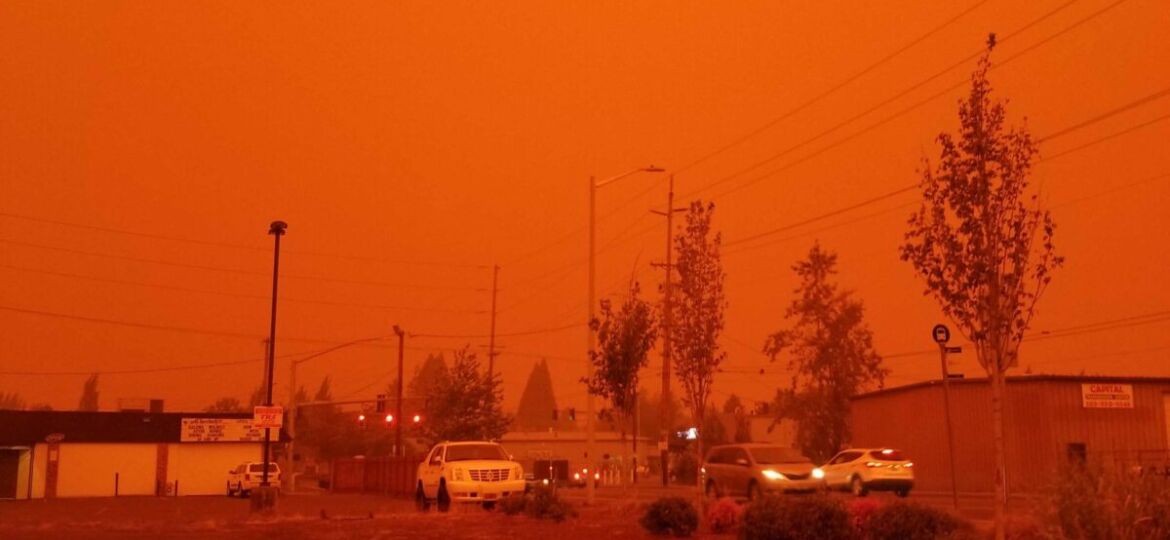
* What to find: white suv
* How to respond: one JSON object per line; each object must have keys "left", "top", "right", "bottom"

{"left": 821, "top": 448, "right": 913, "bottom": 497}
{"left": 226, "top": 461, "right": 281, "bottom": 496}
{"left": 416, "top": 441, "right": 525, "bottom": 511}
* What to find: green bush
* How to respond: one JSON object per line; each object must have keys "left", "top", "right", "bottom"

{"left": 498, "top": 493, "right": 527, "bottom": 516}
{"left": 1041, "top": 464, "right": 1170, "bottom": 540}
{"left": 740, "top": 494, "right": 851, "bottom": 540}
{"left": 641, "top": 497, "right": 700, "bottom": 537}
{"left": 863, "top": 501, "right": 970, "bottom": 540}
{"left": 706, "top": 496, "right": 743, "bottom": 534}
{"left": 521, "top": 485, "right": 577, "bottom": 522}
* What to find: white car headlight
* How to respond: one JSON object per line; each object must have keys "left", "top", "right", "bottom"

{"left": 812, "top": 468, "right": 825, "bottom": 479}
{"left": 453, "top": 468, "right": 465, "bottom": 481}
{"left": 762, "top": 469, "right": 785, "bottom": 481}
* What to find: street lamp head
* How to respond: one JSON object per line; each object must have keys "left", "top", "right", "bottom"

{"left": 268, "top": 221, "right": 288, "bottom": 236}
{"left": 393, "top": 324, "right": 404, "bottom": 337}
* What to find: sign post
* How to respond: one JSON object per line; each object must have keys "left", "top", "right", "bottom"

{"left": 933, "top": 324, "right": 961, "bottom": 510}
{"left": 253, "top": 406, "right": 284, "bottom": 429}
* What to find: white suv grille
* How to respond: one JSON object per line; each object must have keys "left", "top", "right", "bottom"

{"left": 469, "top": 469, "right": 510, "bottom": 482}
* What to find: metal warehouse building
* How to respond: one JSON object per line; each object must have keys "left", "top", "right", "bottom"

{"left": 0, "top": 410, "right": 284, "bottom": 499}
{"left": 850, "top": 375, "right": 1170, "bottom": 495}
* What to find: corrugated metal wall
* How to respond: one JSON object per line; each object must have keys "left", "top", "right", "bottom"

{"left": 851, "top": 378, "right": 1170, "bottom": 494}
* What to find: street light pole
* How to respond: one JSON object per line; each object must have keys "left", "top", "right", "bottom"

{"left": 393, "top": 325, "right": 405, "bottom": 458}
{"left": 262, "top": 220, "right": 286, "bottom": 489}
{"left": 586, "top": 166, "right": 664, "bottom": 505}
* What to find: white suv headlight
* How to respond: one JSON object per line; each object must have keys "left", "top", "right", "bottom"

{"left": 453, "top": 468, "right": 465, "bottom": 481}
{"left": 762, "top": 469, "right": 785, "bottom": 481}
{"left": 812, "top": 468, "right": 825, "bottom": 479}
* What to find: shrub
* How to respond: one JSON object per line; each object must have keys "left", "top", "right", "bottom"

{"left": 847, "top": 497, "right": 883, "bottom": 533}
{"left": 707, "top": 497, "right": 743, "bottom": 534}
{"left": 498, "top": 493, "right": 527, "bottom": 516}
{"left": 641, "top": 497, "right": 700, "bottom": 537}
{"left": 863, "top": 501, "right": 970, "bottom": 540}
{"left": 740, "top": 495, "right": 851, "bottom": 540}
{"left": 523, "top": 485, "right": 577, "bottom": 522}
{"left": 1040, "top": 464, "right": 1170, "bottom": 540}
{"left": 998, "top": 515, "right": 1051, "bottom": 540}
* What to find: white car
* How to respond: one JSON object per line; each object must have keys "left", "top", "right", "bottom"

{"left": 226, "top": 461, "right": 281, "bottom": 496}
{"left": 415, "top": 441, "right": 525, "bottom": 511}
{"left": 821, "top": 448, "right": 914, "bottom": 497}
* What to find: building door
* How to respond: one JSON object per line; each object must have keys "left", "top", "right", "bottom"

{"left": 0, "top": 449, "right": 20, "bottom": 498}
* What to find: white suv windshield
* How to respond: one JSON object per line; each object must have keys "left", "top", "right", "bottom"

{"left": 445, "top": 444, "right": 508, "bottom": 462}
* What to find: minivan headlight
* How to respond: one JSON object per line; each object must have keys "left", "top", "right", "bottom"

{"left": 812, "top": 468, "right": 825, "bottom": 479}
{"left": 762, "top": 469, "right": 785, "bottom": 481}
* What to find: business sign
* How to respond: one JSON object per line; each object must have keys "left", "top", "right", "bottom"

{"left": 1081, "top": 383, "right": 1134, "bottom": 409}
{"left": 180, "top": 418, "right": 276, "bottom": 442}
{"left": 252, "top": 405, "right": 284, "bottom": 429}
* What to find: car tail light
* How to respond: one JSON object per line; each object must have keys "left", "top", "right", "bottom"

{"left": 904, "top": 462, "right": 914, "bottom": 468}
{"left": 865, "top": 461, "right": 883, "bottom": 468}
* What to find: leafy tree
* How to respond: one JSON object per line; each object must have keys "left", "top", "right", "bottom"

{"left": 721, "top": 394, "right": 744, "bottom": 415}
{"left": 515, "top": 359, "right": 560, "bottom": 431}
{"left": 764, "top": 243, "right": 886, "bottom": 462}
{"left": 78, "top": 374, "right": 99, "bottom": 411}
{"left": 701, "top": 407, "right": 729, "bottom": 449}
{"left": 0, "top": 391, "right": 26, "bottom": 410}
{"left": 585, "top": 280, "right": 658, "bottom": 481}
{"left": 670, "top": 201, "right": 727, "bottom": 488}
{"left": 205, "top": 397, "right": 247, "bottom": 413}
{"left": 900, "top": 42, "right": 1061, "bottom": 540}
{"left": 722, "top": 394, "right": 752, "bottom": 443}
{"left": 409, "top": 353, "right": 448, "bottom": 398}
{"left": 28, "top": 403, "right": 53, "bottom": 411}
{"left": 314, "top": 377, "right": 333, "bottom": 402}
{"left": 419, "top": 347, "right": 511, "bottom": 444}
{"left": 637, "top": 389, "right": 682, "bottom": 441}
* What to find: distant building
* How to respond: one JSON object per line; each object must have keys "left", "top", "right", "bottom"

{"left": 0, "top": 410, "right": 287, "bottom": 499}
{"left": 500, "top": 431, "right": 655, "bottom": 478}
{"left": 850, "top": 375, "right": 1170, "bottom": 494}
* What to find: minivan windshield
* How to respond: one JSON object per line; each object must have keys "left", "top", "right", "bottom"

{"left": 445, "top": 444, "right": 509, "bottom": 462}
{"left": 748, "top": 447, "right": 809, "bottom": 464}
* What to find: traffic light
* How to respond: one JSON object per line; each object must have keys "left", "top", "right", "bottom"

{"left": 412, "top": 414, "right": 421, "bottom": 424}
{"left": 384, "top": 414, "right": 394, "bottom": 424}
{"left": 375, "top": 394, "right": 387, "bottom": 413}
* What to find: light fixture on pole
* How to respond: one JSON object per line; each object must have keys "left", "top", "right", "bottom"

{"left": 587, "top": 166, "right": 665, "bottom": 505}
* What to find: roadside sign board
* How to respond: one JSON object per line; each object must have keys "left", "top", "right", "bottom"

{"left": 252, "top": 405, "right": 284, "bottom": 429}
{"left": 181, "top": 418, "right": 276, "bottom": 442}
{"left": 1081, "top": 383, "right": 1134, "bottom": 409}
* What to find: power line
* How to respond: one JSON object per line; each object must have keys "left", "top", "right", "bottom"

{"left": 1041, "top": 112, "right": 1170, "bottom": 162}
{"left": 682, "top": 0, "right": 1127, "bottom": 203}
{"left": 0, "top": 211, "right": 489, "bottom": 269}
{"left": 0, "top": 238, "right": 485, "bottom": 292}
{"left": 673, "top": 0, "right": 995, "bottom": 175}
{"left": 0, "top": 263, "right": 485, "bottom": 314}
{"left": 410, "top": 322, "right": 583, "bottom": 340}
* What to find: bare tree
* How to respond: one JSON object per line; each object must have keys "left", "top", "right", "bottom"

{"left": 584, "top": 280, "right": 657, "bottom": 483}
{"left": 764, "top": 243, "right": 885, "bottom": 462}
{"left": 901, "top": 41, "right": 1062, "bottom": 540}
{"left": 670, "top": 200, "right": 727, "bottom": 489}
{"left": 0, "top": 391, "right": 26, "bottom": 410}
{"left": 205, "top": 397, "right": 247, "bottom": 413}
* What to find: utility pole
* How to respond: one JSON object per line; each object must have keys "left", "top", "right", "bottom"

{"left": 393, "top": 325, "right": 406, "bottom": 458}
{"left": 260, "top": 338, "right": 271, "bottom": 400}
{"left": 261, "top": 220, "right": 287, "bottom": 493}
{"left": 286, "top": 350, "right": 297, "bottom": 492}
{"left": 650, "top": 174, "right": 685, "bottom": 487}
{"left": 487, "top": 264, "right": 499, "bottom": 379}
{"left": 932, "top": 324, "right": 962, "bottom": 510}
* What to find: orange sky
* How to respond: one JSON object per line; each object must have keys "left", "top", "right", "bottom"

{"left": 2, "top": 1, "right": 1168, "bottom": 413}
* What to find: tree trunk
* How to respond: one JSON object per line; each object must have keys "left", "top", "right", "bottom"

{"left": 991, "top": 368, "right": 1007, "bottom": 540}
{"left": 695, "top": 414, "right": 704, "bottom": 506}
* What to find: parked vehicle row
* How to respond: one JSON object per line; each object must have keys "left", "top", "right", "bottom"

{"left": 701, "top": 444, "right": 913, "bottom": 500}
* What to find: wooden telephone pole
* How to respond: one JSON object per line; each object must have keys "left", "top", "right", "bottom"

{"left": 650, "top": 175, "right": 686, "bottom": 487}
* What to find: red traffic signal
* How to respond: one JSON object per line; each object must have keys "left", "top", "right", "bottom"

{"left": 412, "top": 414, "right": 421, "bottom": 423}
{"left": 357, "top": 413, "right": 366, "bottom": 422}
{"left": 384, "top": 414, "right": 394, "bottom": 423}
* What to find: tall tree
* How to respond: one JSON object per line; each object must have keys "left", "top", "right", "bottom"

{"left": 248, "top": 384, "right": 266, "bottom": 408}
{"left": 584, "top": 280, "right": 658, "bottom": 482}
{"left": 900, "top": 42, "right": 1061, "bottom": 540}
{"left": 515, "top": 359, "right": 560, "bottom": 431}
{"left": 722, "top": 394, "right": 752, "bottom": 443}
{"left": 764, "top": 243, "right": 885, "bottom": 462}
{"left": 671, "top": 201, "right": 727, "bottom": 488}
{"left": 205, "top": 397, "right": 247, "bottom": 413}
{"left": 408, "top": 353, "right": 448, "bottom": 398}
{"left": 78, "top": 374, "right": 99, "bottom": 411}
{"left": 0, "top": 391, "right": 26, "bottom": 410}
{"left": 419, "top": 347, "right": 511, "bottom": 444}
